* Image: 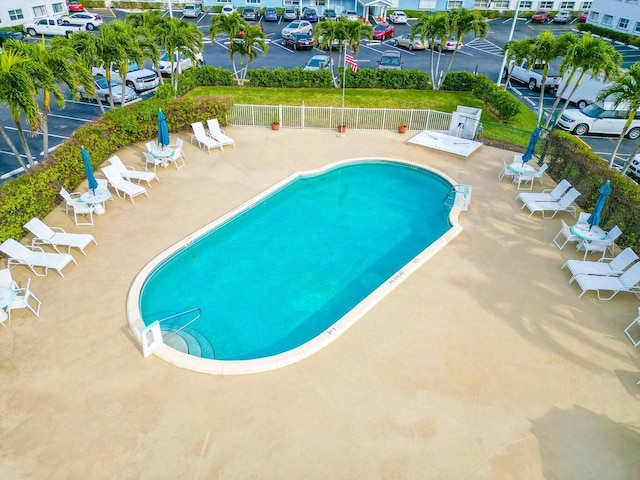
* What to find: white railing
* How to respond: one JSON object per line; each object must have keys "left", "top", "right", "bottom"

{"left": 229, "top": 104, "right": 453, "bottom": 132}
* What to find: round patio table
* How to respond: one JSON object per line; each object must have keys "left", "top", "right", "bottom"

{"left": 80, "top": 188, "right": 112, "bottom": 215}
{"left": 570, "top": 223, "right": 607, "bottom": 242}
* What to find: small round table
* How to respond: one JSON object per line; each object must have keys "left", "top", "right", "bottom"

{"left": 0, "top": 286, "right": 16, "bottom": 324}
{"left": 151, "top": 148, "right": 175, "bottom": 167}
{"left": 508, "top": 162, "right": 536, "bottom": 175}
{"left": 571, "top": 223, "right": 607, "bottom": 242}
{"left": 80, "top": 188, "right": 112, "bottom": 215}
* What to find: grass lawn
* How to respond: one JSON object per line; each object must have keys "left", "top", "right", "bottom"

{"left": 190, "top": 86, "right": 539, "bottom": 148}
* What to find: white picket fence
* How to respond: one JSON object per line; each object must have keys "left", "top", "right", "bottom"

{"left": 229, "top": 104, "right": 454, "bottom": 132}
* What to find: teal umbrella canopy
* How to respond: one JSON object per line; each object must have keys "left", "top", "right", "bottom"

{"left": 521, "top": 127, "right": 541, "bottom": 164}
{"left": 81, "top": 146, "right": 98, "bottom": 193}
{"left": 588, "top": 180, "right": 611, "bottom": 230}
{"left": 157, "top": 109, "right": 170, "bottom": 149}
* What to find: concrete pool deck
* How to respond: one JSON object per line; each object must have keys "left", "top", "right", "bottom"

{"left": 1, "top": 127, "right": 639, "bottom": 479}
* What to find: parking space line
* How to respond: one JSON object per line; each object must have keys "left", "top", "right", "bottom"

{"left": 47, "top": 113, "right": 93, "bottom": 123}
{"left": 3, "top": 125, "right": 69, "bottom": 140}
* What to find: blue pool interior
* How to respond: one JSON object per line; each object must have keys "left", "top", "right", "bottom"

{"left": 139, "top": 161, "right": 453, "bottom": 361}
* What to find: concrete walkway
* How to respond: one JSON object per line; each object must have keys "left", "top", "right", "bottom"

{"left": 1, "top": 127, "right": 639, "bottom": 479}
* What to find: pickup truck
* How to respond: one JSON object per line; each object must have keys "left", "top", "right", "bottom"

{"left": 23, "top": 17, "right": 85, "bottom": 37}
{"left": 92, "top": 62, "right": 159, "bottom": 93}
{"left": 505, "top": 60, "right": 561, "bottom": 92}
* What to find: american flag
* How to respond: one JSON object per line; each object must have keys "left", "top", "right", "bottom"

{"left": 345, "top": 53, "right": 358, "bottom": 73}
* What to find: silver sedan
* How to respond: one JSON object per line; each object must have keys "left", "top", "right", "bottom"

{"left": 394, "top": 34, "right": 428, "bottom": 51}
{"left": 80, "top": 75, "right": 139, "bottom": 104}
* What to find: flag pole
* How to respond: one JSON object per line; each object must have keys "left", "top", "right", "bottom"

{"left": 340, "top": 47, "right": 347, "bottom": 132}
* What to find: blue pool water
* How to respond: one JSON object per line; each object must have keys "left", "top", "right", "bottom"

{"left": 140, "top": 161, "right": 453, "bottom": 361}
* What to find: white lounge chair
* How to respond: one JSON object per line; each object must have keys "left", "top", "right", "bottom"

{"left": 191, "top": 122, "right": 223, "bottom": 153}
{"left": 578, "top": 225, "right": 622, "bottom": 260}
{"left": 0, "top": 268, "right": 41, "bottom": 323}
{"left": 59, "top": 187, "right": 94, "bottom": 226}
{"left": 108, "top": 155, "right": 158, "bottom": 187}
{"left": 562, "top": 247, "right": 638, "bottom": 282}
{"left": 516, "top": 179, "right": 571, "bottom": 204}
{"left": 101, "top": 165, "right": 149, "bottom": 204}
{"left": 571, "top": 262, "right": 640, "bottom": 300}
{"left": 498, "top": 158, "right": 516, "bottom": 182}
{"left": 553, "top": 220, "right": 580, "bottom": 250}
{"left": 206, "top": 119, "right": 236, "bottom": 148}
{"left": 0, "top": 238, "right": 77, "bottom": 278}
{"left": 24, "top": 218, "right": 97, "bottom": 257}
{"left": 522, "top": 187, "right": 580, "bottom": 219}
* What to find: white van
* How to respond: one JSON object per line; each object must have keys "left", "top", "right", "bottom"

{"left": 556, "top": 103, "right": 640, "bottom": 139}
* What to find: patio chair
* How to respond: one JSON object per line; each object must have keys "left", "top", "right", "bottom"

{"left": 142, "top": 152, "right": 167, "bottom": 174}
{"left": 515, "top": 163, "right": 548, "bottom": 190}
{"left": 562, "top": 247, "right": 638, "bottom": 282}
{"left": 0, "top": 268, "right": 41, "bottom": 323}
{"left": 522, "top": 187, "right": 581, "bottom": 219}
{"left": 578, "top": 225, "right": 622, "bottom": 260}
{"left": 167, "top": 138, "right": 186, "bottom": 170}
{"left": 59, "top": 187, "right": 94, "bottom": 226}
{"left": 516, "top": 179, "right": 571, "bottom": 204}
{"left": 101, "top": 165, "right": 149, "bottom": 204}
{"left": 206, "top": 119, "right": 236, "bottom": 149}
{"left": 570, "top": 262, "right": 640, "bottom": 300}
{"left": 498, "top": 158, "right": 516, "bottom": 182}
{"left": 624, "top": 307, "right": 640, "bottom": 347}
{"left": 108, "top": 155, "right": 158, "bottom": 187}
{"left": 24, "top": 218, "right": 97, "bottom": 256}
{"left": 577, "top": 212, "right": 591, "bottom": 224}
{"left": 552, "top": 220, "right": 580, "bottom": 250}
{"left": 0, "top": 238, "right": 77, "bottom": 278}
{"left": 191, "top": 122, "right": 223, "bottom": 153}
{"left": 145, "top": 140, "right": 158, "bottom": 152}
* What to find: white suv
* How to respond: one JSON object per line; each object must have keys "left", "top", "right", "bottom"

{"left": 158, "top": 50, "right": 204, "bottom": 76}
{"left": 556, "top": 103, "right": 640, "bottom": 139}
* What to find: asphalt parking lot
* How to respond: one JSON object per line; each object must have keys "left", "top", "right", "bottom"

{"left": 0, "top": 8, "right": 638, "bottom": 182}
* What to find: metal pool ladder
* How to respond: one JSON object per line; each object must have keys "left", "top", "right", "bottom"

{"left": 140, "top": 307, "right": 202, "bottom": 357}
{"left": 444, "top": 184, "right": 472, "bottom": 211}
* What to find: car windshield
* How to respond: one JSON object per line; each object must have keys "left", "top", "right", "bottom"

{"left": 266, "top": 8, "right": 276, "bottom": 13}
{"left": 128, "top": 62, "right": 140, "bottom": 72}
{"left": 289, "top": 22, "right": 300, "bottom": 28}
{"left": 374, "top": 26, "right": 386, "bottom": 31}
{"left": 306, "top": 9, "right": 316, "bottom": 14}
{"left": 581, "top": 104, "right": 604, "bottom": 117}
{"left": 307, "top": 58, "right": 323, "bottom": 67}
{"left": 381, "top": 56, "right": 399, "bottom": 66}
{"left": 95, "top": 78, "right": 109, "bottom": 89}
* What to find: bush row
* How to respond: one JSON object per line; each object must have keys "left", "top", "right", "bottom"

{"left": 577, "top": 23, "right": 640, "bottom": 48}
{"left": 0, "top": 95, "right": 232, "bottom": 243}
{"left": 247, "top": 67, "right": 334, "bottom": 88}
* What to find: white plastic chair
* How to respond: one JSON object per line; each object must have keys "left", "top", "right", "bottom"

{"left": 516, "top": 179, "right": 571, "bottom": 203}
{"left": 571, "top": 262, "right": 640, "bottom": 300}
{"left": 143, "top": 152, "right": 167, "bottom": 173}
{"left": 206, "top": 119, "right": 235, "bottom": 148}
{"left": 522, "top": 188, "right": 580, "bottom": 219}
{"left": 0, "top": 269, "right": 41, "bottom": 323}
{"left": 191, "top": 122, "right": 223, "bottom": 153}
{"left": 145, "top": 140, "right": 158, "bottom": 152}
{"left": 108, "top": 155, "right": 158, "bottom": 187}
{"left": 624, "top": 307, "right": 640, "bottom": 347}
{"left": 24, "top": 218, "right": 97, "bottom": 256}
{"left": 498, "top": 158, "right": 516, "bottom": 182}
{"left": 0, "top": 239, "right": 77, "bottom": 278}
{"left": 168, "top": 138, "right": 186, "bottom": 169}
{"left": 578, "top": 225, "right": 622, "bottom": 260}
{"left": 515, "top": 163, "right": 548, "bottom": 190}
{"left": 562, "top": 247, "right": 638, "bottom": 282}
{"left": 59, "top": 187, "right": 94, "bottom": 226}
{"left": 553, "top": 220, "right": 580, "bottom": 250}
{"left": 101, "top": 165, "right": 148, "bottom": 204}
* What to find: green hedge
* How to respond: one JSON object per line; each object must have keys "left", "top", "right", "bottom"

{"left": 0, "top": 95, "right": 232, "bottom": 243}
{"left": 247, "top": 67, "right": 334, "bottom": 88}
{"left": 545, "top": 130, "right": 640, "bottom": 251}
{"left": 577, "top": 23, "right": 640, "bottom": 48}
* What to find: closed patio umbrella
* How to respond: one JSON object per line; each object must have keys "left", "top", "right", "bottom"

{"left": 157, "top": 109, "right": 170, "bottom": 150}
{"left": 81, "top": 145, "right": 98, "bottom": 194}
{"left": 588, "top": 180, "right": 611, "bottom": 230}
{"left": 521, "top": 126, "right": 541, "bottom": 164}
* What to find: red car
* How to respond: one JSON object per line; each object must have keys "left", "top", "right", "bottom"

{"left": 67, "top": 1, "right": 84, "bottom": 12}
{"left": 372, "top": 24, "right": 395, "bottom": 41}
{"left": 579, "top": 11, "right": 589, "bottom": 22}
{"left": 530, "top": 11, "right": 549, "bottom": 23}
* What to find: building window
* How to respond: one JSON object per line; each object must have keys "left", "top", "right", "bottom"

{"left": 32, "top": 5, "right": 47, "bottom": 17}
{"left": 245, "top": 0, "right": 260, "bottom": 3}
{"left": 589, "top": 11, "right": 599, "bottom": 21}
{"left": 8, "top": 9, "right": 24, "bottom": 20}
{"left": 447, "top": 0, "right": 464, "bottom": 8}
{"left": 52, "top": 2, "right": 64, "bottom": 13}
{"left": 602, "top": 14, "right": 613, "bottom": 25}
{"left": 517, "top": 1, "right": 531, "bottom": 8}
{"left": 283, "top": 0, "right": 300, "bottom": 5}
{"left": 493, "top": 0, "right": 510, "bottom": 7}
{"left": 559, "top": 2, "right": 575, "bottom": 8}
{"left": 635, "top": 21, "right": 640, "bottom": 33}
{"left": 581, "top": 1, "right": 592, "bottom": 8}
{"left": 539, "top": 1, "right": 553, "bottom": 8}
{"left": 474, "top": 0, "right": 490, "bottom": 7}
{"left": 618, "top": 18, "right": 629, "bottom": 29}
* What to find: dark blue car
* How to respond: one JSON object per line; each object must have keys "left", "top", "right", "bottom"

{"left": 302, "top": 8, "right": 318, "bottom": 22}
{"left": 264, "top": 7, "right": 278, "bottom": 21}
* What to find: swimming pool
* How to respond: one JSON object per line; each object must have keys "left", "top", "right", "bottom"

{"left": 128, "top": 159, "right": 464, "bottom": 374}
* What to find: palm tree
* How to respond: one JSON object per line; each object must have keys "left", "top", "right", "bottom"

{"left": 93, "top": 23, "right": 128, "bottom": 108}
{"left": 314, "top": 20, "right": 343, "bottom": 86}
{"left": 126, "top": 9, "right": 165, "bottom": 81}
{"left": 341, "top": 18, "right": 372, "bottom": 56}
{"left": 440, "top": 9, "right": 489, "bottom": 90}
{"left": 411, "top": 13, "right": 444, "bottom": 90}
{"left": 596, "top": 62, "right": 640, "bottom": 168}
{"left": 528, "top": 31, "right": 561, "bottom": 124}
{"left": 543, "top": 33, "right": 621, "bottom": 130}
{"left": 501, "top": 37, "right": 535, "bottom": 91}
{"left": 234, "top": 24, "right": 267, "bottom": 85}
{"left": 0, "top": 47, "right": 38, "bottom": 171}
{"left": 156, "top": 17, "right": 203, "bottom": 90}
{"left": 210, "top": 12, "right": 248, "bottom": 84}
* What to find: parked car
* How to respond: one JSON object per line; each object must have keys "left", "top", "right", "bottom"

{"left": 242, "top": 6, "right": 258, "bottom": 21}
{"left": 342, "top": 10, "right": 359, "bottom": 21}
{"left": 221, "top": 5, "right": 236, "bottom": 15}
{"left": 66, "top": 1, "right": 84, "bottom": 12}
{"left": 183, "top": 4, "right": 202, "bottom": 18}
{"left": 283, "top": 32, "right": 314, "bottom": 50}
{"left": 303, "top": 54, "right": 331, "bottom": 71}
{"left": 626, "top": 153, "right": 640, "bottom": 179}
{"left": 556, "top": 103, "right": 640, "bottom": 139}
{"left": 377, "top": 50, "right": 402, "bottom": 70}
{"left": 579, "top": 11, "right": 589, "bottom": 22}
{"left": 394, "top": 34, "right": 427, "bottom": 51}
{"left": 388, "top": 11, "right": 407, "bottom": 24}
{"left": 80, "top": 75, "right": 139, "bottom": 104}
{"left": 530, "top": 11, "right": 549, "bottom": 23}
{"left": 282, "top": 20, "right": 313, "bottom": 37}
{"left": 322, "top": 9, "right": 337, "bottom": 21}
{"left": 0, "top": 31, "right": 25, "bottom": 48}
{"left": 158, "top": 49, "right": 204, "bottom": 76}
{"left": 432, "top": 36, "right": 458, "bottom": 52}
{"left": 264, "top": 7, "right": 278, "bottom": 21}
{"left": 283, "top": 7, "right": 297, "bottom": 20}
{"left": 553, "top": 11, "right": 571, "bottom": 23}
{"left": 92, "top": 62, "right": 159, "bottom": 92}
{"left": 372, "top": 24, "right": 394, "bottom": 40}
{"left": 302, "top": 8, "right": 319, "bottom": 22}
{"left": 61, "top": 12, "right": 103, "bottom": 30}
